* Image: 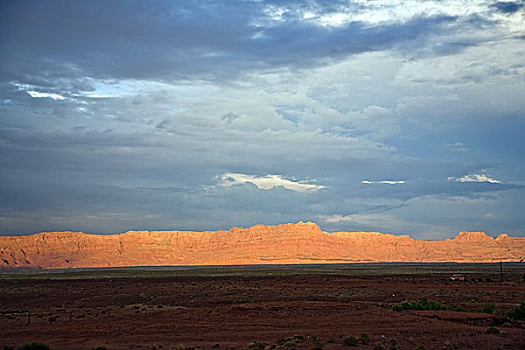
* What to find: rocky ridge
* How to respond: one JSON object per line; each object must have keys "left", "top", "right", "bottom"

{"left": 1, "top": 222, "right": 524, "bottom": 269}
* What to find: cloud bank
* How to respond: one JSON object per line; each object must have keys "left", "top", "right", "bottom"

{"left": 0, "top": 0, "right": 524, "bottom": 239}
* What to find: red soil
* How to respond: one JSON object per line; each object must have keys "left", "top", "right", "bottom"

{"left": 1, "top": 267, "right": 524, "bottom": 350}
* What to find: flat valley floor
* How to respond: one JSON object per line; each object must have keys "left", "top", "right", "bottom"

{"left": 1, "top": 264, "right": 524, "bottom": 350}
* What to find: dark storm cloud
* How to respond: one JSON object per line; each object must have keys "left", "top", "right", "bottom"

{"left": 490, "top": 1, "right": 524, "bottom": 14}
{"left": 1, "top": 0, "right": 466, "bottom": 86}
{"left": 1, "top": 0, "right": 524, "bottom": 238}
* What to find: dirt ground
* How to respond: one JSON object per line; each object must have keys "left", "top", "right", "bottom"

{"left": 1, "top": 264, "right": 524, "bottom": 350}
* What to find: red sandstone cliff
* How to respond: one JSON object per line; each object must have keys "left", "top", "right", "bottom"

{"left": 1, "top": 222, "right": 524, "bottom": 269}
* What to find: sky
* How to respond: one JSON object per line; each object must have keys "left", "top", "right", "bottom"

{"left": 1, "top": 0, "right": 524, "bottom": 239}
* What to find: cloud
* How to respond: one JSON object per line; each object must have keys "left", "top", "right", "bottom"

{"left": 220, "top": 112, "right": 241, "bottom": 123}
{"left": 218, "top": 173, "right": 325, "bottom": 192}
{"left": 361, "top": 180, "right": 406, "bottom": 185}
{"left": 1, "top": 1, "right": 525, "bottom": 238}
{"left": 442, "top": 142, "right": 469, "bottom": 152}
{"left": 26, "top": 91, "right": 65, "bottom": 100}
{"left": 448, "top": 174, "right": 501, "bottom": 183}
{"left": 0, "top": 1, "right": 487, "bottom": 85}
{"left": 490, "top": 2, "right": 524, "bottom": 14}
{"left": 322, "top": 214, "right": 354, "bottom": 223}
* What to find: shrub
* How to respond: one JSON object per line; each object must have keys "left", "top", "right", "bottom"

{"left": 373, "top": 343, "right": 386, "bottom": 350}
{"left": 476, "top": 302, "right": 496, "bottom": 314}
{"left": 276, "top": 338, "right": 289, "bottom": 346}
{"left": 17, "top": 345, "right": 50, "bottom": 350}
{"left": 359, "top": 333, "right": 370, "bottom": 345}
{"left": 415, "top": 345, "right": 425, "bottom": 350}
{"left": 342, "top": 336, "right": 359, "bottom": 346}
{"left": 293, "top": 335, "right": 305, "bottom": 343}
{"left": 92, "top": 347, "right": 108, "bottom": 350}
{"left": 505, "top": 301, "right": 525, "bottom": 320}
{"left": 487, "top": 326, "right": 500, "bottom": 335}
{"left": 247, "top": 342, "right": 266, "bottom": 350}
{"left": 390, "top": 338, "right": 398, "bottom": 350}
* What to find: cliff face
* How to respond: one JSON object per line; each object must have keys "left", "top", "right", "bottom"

{"left": 1, "top": 222, "right": 524, "bottom": 269}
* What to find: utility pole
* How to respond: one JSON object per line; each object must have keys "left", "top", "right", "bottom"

{"left": 500, "top": 261, "right": 503, "bottom": 282}
{"left": 27, "top": 310, "right": 30, "bottom": 326}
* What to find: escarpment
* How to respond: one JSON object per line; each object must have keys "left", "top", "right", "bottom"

{"left": 1, "top": 222, "right": 524, "bottom": 269}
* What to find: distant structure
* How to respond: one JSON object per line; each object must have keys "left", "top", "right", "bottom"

{"left": 450, "top": 274, "right": 465, "bottom": 281}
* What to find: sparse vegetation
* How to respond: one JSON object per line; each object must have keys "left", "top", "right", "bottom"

{"left": 476, "top": 302, "right": 496, "bottom": 314}
{"left": 486, "top": 326, "right": 500, "bottom": 335}
{"left": 392, "top": 297, "right": 450, "bottom": 311}
{"left": 505, "top": 301, "right": 525, "bottom": 320}
{"left": 342, "top": 336, "right": 359, "bottom": 346}
{"left": 292, "top": 335, "right": 305, "bottom": 343}
{"left": 373, "top": 343, "right": 386, "bottom": 350}
{"left": 17, "top": 344, "right": 50, "bottom": 350}
{"left": 247, "top": 342, "right": 267, "bottom": 350}
{"left": 389, "top": 338, "right": 398, "bottom": 350}
{"left": 3, "top": 264, "right": 525, "bottom": 350}
{"left": 276, "top": 338, "right": 289, "bottom": 346}
{"left": 359, "top": 333, "right": 370, "bottom": 345}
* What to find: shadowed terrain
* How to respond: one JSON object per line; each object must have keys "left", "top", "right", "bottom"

{"left": 1, "top": 264, "right": 524, "bottom": 349}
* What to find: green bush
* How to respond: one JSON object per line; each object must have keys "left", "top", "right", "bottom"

{"left": 342, "top": 336, "right": 359, "bottom": 346}
{"left": 505, "top": 301, "right": 525, "bottom": 320}
{"left": 17, "top": 345, "right": 50, "bottom": 350}
{"left": 476, "top": 302, "right": 496, "bottom": 314}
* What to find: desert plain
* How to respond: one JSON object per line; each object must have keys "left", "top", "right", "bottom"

{"left": 1, "top": 264, "right": 524, "bottom": 350}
